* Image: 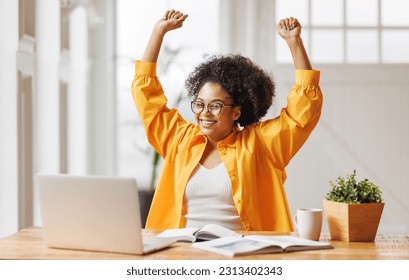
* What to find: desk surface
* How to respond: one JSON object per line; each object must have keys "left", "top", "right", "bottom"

{"left": 0, "top": 227, "right": 408, "bottom": 260}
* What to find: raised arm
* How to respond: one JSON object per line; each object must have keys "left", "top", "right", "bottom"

{"left": 277, "top": 17, "right": 312, "bottom": 70}
{"left": 142, "top": 10, "right": 188, "bottom": 63}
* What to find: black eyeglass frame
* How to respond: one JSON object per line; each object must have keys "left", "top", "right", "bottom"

{"left": 190, "top": 100, "right": 235, "bottom": 116}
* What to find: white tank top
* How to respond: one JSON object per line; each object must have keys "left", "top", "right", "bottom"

{"left": 184, "top": 163, "right": 243, "bottom": 230}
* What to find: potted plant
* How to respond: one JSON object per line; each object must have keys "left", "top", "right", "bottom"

{"left": 323, "top": 170, "right": 384, "bottom": 242}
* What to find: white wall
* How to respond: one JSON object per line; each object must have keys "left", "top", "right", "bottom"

{"left": 33, "top": 0, "right": 61, "bottom": 226}
{"left": 277, "top": 65, "right": 409, "bottom": 233}
{"left": 220, "top": 0, "right": 409, "bottom": 233}
{"left": 67, "top": 6, "right": 89, "bottom": 175}
{"left": 0, "top": 1, "right": 19, "bottom": 238}
{"left": 0, "top": 0, "right": 117, "bottom": 238}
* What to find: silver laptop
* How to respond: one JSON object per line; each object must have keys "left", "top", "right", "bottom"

{"left": 37, "top": 174, "right": 176, "bottom": 255}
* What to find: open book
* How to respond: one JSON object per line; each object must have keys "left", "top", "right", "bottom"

{"left": 192, "top": 235, "right": 333, "bottom": 257}
{"left": 156, "top": 224, "right": 243, "bottom": 242}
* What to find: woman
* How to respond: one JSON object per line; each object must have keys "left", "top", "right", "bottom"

{"left": 132, "top": 10, "right": 323, "bottom": 231}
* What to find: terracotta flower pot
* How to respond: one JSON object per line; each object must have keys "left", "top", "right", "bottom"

{"left": 323, "top": 200, "right": 384, "bottom": 242}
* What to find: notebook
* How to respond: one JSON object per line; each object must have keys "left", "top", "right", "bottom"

{"left": 37, "top": 174, "right": 176, "bottom": 255}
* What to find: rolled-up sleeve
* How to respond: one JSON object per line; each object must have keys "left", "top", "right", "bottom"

{"left": 131, "top": 61, "right": 189, "bottom": 158}
{"left": 131, "top": 61, "right": 168, "bottom": 126}
{"left": 256, "top": 69, "right": 323, "bottom": 168}
{"left": 287, "top": 70, "right": 323, "bottom": 127}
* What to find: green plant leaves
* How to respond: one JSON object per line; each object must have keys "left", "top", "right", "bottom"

{"left": 326, "top": 170, "right": 383, "bottom": 204}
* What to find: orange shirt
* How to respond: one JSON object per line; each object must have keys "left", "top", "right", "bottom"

{"left": 132, "top": 61, "right": 323, "bottom": 231}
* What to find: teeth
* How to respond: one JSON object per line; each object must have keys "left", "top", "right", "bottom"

{"left": 201, "top": 120, "right": 214, "bottom": 125}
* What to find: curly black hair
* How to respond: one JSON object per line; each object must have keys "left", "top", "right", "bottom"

{"left": 185, "top": 54, "right": 275, "bottom": 126}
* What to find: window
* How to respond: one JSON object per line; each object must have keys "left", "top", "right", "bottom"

{"left": 115, "top": 0, "right": 409, "bottom": 186}
{"left": 116, "top": 0, "right": 219, "bottom": 186}
{"left": 275, "top": 0, "right": 409, "bottom": 63}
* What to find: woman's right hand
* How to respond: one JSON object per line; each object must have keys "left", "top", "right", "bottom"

{"left": 154, "top": 10, "right": 188, "bottom": 35}
{"left": 142, "top": 10, "right": 188, "bottom": 62}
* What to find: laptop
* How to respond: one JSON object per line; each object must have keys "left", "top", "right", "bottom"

{"left": 37, "top": 174, "right": 176, "bottom": 255}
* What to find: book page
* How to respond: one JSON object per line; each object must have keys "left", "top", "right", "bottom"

{"left": 156, "top": 228, "right": 199, "bottom": 242}
{"left": 192, "top": 236, "right": 281, "bottom": 257}
{"left": 193, "top": 235, "right": 332, "bottom": 256}
{"left": 245, "top": 235, "right": 332, "bottom": 250}
{"left": 196, "top": 224, "right": 242, "bottom": 240}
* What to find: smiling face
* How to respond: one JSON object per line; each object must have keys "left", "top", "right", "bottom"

{"left": 194, "top": 82, "right": 241, "bottom": 142}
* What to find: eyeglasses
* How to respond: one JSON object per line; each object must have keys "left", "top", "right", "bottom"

{"left": 190, "top": 100, "right": 235, "bottom": 116}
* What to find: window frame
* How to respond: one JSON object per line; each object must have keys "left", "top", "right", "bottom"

{"left": 274, "top": 0, "right": 409, "bottom": 64}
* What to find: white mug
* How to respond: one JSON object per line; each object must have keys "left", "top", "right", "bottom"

{"left": 294, "top": 208, "right": 323, "bottom": 241}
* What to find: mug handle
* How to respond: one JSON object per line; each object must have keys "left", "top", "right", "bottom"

{"left": 294, "top": 214, "right": 299, "bottom": 229}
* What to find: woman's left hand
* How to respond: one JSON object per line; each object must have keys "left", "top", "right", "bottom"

{"left": 277, "top": 17, "right": 301, "bottom": 40}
